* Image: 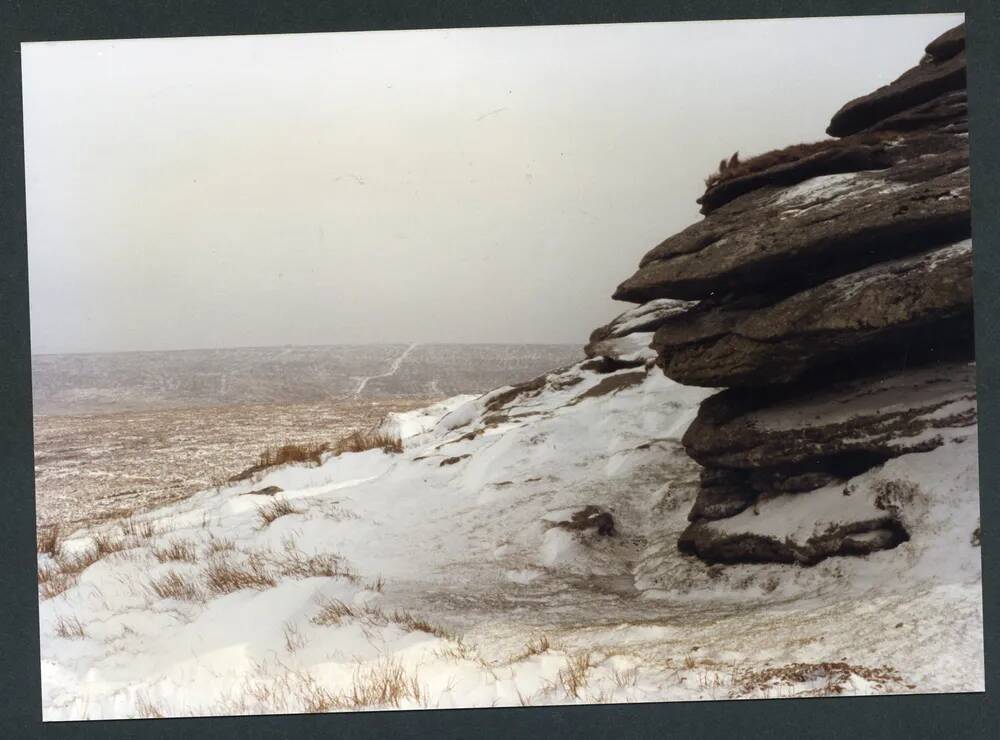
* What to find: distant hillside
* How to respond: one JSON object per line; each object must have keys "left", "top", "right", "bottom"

{"left": 31, "top": 343, "right": 582, "bottom": 415}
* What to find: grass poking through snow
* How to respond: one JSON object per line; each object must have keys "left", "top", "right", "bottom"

{"left": 147, "top": 571, "right": 205, "bottom": 602}
{"left": 151, "top": 539, "right": 197, "bottom": 563}
{"left": 54, "top": 614, "right": 87, "bottom": 639}
{"left": 257, "top": 498, "right": 299, "bottom": 528}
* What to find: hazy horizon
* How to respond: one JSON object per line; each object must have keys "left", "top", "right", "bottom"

{"left": 22, "top": 13, "right": 962, "bottom": 354}
{"left": 31, "top": 339, "right": 581, "bottom": 359}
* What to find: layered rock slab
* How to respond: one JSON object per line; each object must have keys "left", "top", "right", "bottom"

{"left": 827, "top": 26, "right": 966, "bottom": 137}
{"left": 651, "top": 239, "right": 973, "bottom": 387}
{"left": 682, "top": 361, "right": 977, "bottom": 472}
{"left": 678, "top": 481, "right": 911, "bottom": 566}
{"left": 584, "top": 298, "right": 697, "bottom": 368}
{"left": 614, "top": 138, "right": 970, "bottom": 302}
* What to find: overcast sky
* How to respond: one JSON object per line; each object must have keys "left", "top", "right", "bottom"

{"left": 22, "top": 13, "right": 962, "bottom": 354}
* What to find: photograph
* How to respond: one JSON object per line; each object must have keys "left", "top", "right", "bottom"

{"left": 23, "top": 12, "right": 982, "bottom": 721}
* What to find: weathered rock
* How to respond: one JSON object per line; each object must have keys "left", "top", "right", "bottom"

{"left": 697, "top": 137, "right": 894, "bottom": 215}
{"left": 545, "top": 505, "right": 616, "bottom": 536}
{"left": 676, "top": 457, "right": 944, "bottom": 566}
{"left": 652, "top": 239, "right": 973, "bottom": 387}
{"left": 241, "top": 485, "right": 283, "bottom": 496}
{"left": 748, "top": 469, "right": 840, "bottom": 495}
{"left": 862, "top": 90, "right": 967, "bottom": 135}
{"left": 678, "top": 511, "right": 908, "bottom": 566}
{"left": 688, "top": 467, "right": 756, "bottom": 521}
{"left": 924, "top": 22, "right": 965, "bottom": 62}
{"left": 584, "top": 332, "right": 656, "bottom": 365}
{"left": 827, "top": 24, "right": 965, "bottom": 136}
{"left": 569, "top": 370, "right": 647, "bottom": 405}
{"left": 682, "top": 361, "right": 977, "bottom": 472}
{"left": 585, "top": 298, "right": 696, "bottom": 365}
{"left": 614, "top": 135, "right": 969, "bottom": 303}
{"left": 483, "top": 373, "right": 548, "bottom": 413}
{"left": 605, "top": 25, "right": 976, "bottom": 568}
{"left": 587, "top": 298, "right": 697, "bottom": 347}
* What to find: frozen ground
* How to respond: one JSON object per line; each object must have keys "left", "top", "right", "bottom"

{"left": 33, "top": 398, "right": 436, "bottom": 531}
{"left": 36, "top": 360, "right": 984, "bottom": 720}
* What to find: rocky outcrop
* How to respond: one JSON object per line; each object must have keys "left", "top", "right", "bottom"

{"left": 592, "top": 23, "right": 976, "bottom": 566}
{"left": 827, "top": 24, "right": 966, "bottom": 136}
{"left": 614, "top": 136, "right": 970, "bottom": 302}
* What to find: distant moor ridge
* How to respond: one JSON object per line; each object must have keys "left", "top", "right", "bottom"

{"left": 587, "top": 23, "right": 975, "bottom": 565}
{"left": 31, "top": 344, "right": 582, "bottom": 415}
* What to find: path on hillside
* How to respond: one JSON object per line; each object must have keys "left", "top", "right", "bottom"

{"left": 354, "top": 342, "right": 419, "bottom": 396}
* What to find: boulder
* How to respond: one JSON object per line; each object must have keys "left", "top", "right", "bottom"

{"left": 614, "top": 135, "right": 969, "bottom": 303}
{"left": 651, "top": 239, "right": 973, "bottom": 387}
{"left": 681, "top": 361, "right": 977, "bottom": 472}
{"left": 827, "top": 27, "right": 965, "bottom": 137}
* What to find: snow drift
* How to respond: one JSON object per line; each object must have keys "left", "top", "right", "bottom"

{"left": 37, "top": 357, "right": 983, "bottom": 719}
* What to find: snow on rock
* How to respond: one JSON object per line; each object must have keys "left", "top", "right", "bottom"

{"left": 585, "top": 332, "right": 657, "bottom": 364}
{"left": 378, "top": 394, "right": 478, "bottom": 439}
{"left": 585, "top": 298, "right": 696, "bottom": 364}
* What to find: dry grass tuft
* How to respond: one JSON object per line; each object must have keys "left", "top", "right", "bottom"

{"left": 205, "top": 536, "right": 236, "bottom": 555}
{"left": 311, "top": 597, "right": 357, "bottom": 626}
{"left": 333, "top": 429, "right": 403, "bottom": 456}
{"left": 258, "top": 442, "right": 330, "bottom": 468}
{"left": 703, "top": 130, "right": 898, "bottom": 189}
{"left": 343, "top": 657, "right": 427, "bottom": 709}
{"left": 151, "top": 539, "right": 197, "bottom": 564}
{"left": 276, "top": 539, "right": 356, "bottom": 581}
{"left": 134, "top": 693, "right": 166, "bottom": 719}
{"left": 257, "top": 497, "right": 300, "bottom": 528}
{"left": 311, "top": 596, "right": 452, "bottom": 639}
{"left": 147, "top": 571, "right": 205, "bottom": 602}
{"left": 730, "top": 661, "right": 912, "bottom": 698}
{"left": 384, "top": 609, "right": 453, "bottom": 640}
{"left": 37, "top": 562, "right": 72, "bottom": 600}
{"left": 612, "top": 666, "right": 639, "bottom": 689}
{"left": 120, "top": 517, "right": 156, "bottom": 539}
{"left": 509, "top": 634, "right": 551, "bottom": 663}
{"left": 282, "top": 621, "right": 307, "bottom": 653}
{"left": 230, "top": 426, "right": 402, "bottom": 484}
{"left": 37, "top": 524, "right": 60, "bottom": 557}
{"left": 93, "top": 531, "right": 130, "bottom": 558}
{"left": 38, "top": 546, "right": 103, "bottom": 600}
{"left": 203, "top": 554, "right": 277, "bottom": 595}
{"left": 229, "top": 441, "right": 330, "bottom": 483}
{"left": 558, "top": 651, "right": 594, "bottom": 699}
{"left": 54, "top": 614, "right": 87, "bottom": 639}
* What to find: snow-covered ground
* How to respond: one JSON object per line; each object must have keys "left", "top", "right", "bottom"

{"left": 37, "top": 359, "right": 984, "bottom": 720}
